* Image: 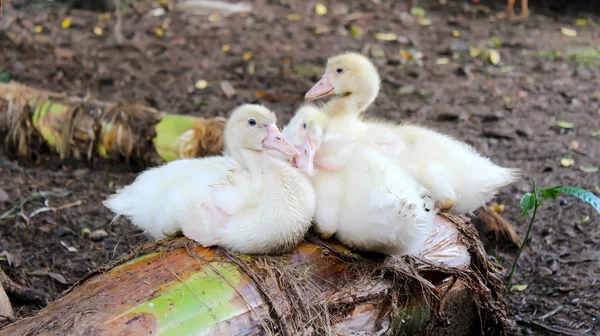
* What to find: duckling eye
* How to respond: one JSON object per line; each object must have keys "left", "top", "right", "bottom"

{"left": 248, "top": 119, "right": 257, "bottom": 126}
{"left": 336, "top": 68, "right": 344, "bottom": 74}
{"left": 302, "top": 123, "right": 307, "bottom": 130}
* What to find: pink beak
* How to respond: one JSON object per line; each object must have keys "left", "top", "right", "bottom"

{"left": 305, "top": 73, "right": 335, "bottom": 101}
{"left": 294, "top": 138, "right": 317, "bottom": 176}
{"left": 263, "top": 124, "right": 301, "bottom": 157}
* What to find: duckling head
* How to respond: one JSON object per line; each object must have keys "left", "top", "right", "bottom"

{"left": 282, "top": 104, "right": 329, "bottom": 176}
{"left": 225, "top": 104, "right": 300, "bottom": 158}
{"left": 305, "top": 52, "right": 380, "bottom": 115}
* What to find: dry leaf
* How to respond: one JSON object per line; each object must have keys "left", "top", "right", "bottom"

{"left": 470, "top": 47, "right": 482, "bottom": 58}
{"left": 561, "top": 27, "right": 577, "bottom": 37}
{"left": 195, "top": 80, "right": 208, "bottom": 90}
{"left": 580, "top": 166, "right": 598, "bottom": 173}
{"left": 418, "top": 18, "right": 432, "bottom": 25}
{"left": 243, "top": 52, "right": 252, "bottom": 61}
{"left": 61, "top": 18, "right": 72, "bottom": 29}
{"left": 436, "top": 58, "right": 450, "bottom": 65}
{"left": 93, "top": 27, "right": 103, "bottom": 36}
{"left": 560, "top": 157, "right": 575, "bottom": 167}
{"left": 569, "top": 140, "right": 579, "bottom": 150}
{"left": 349, "top": 26, "right": 363, "bottom": 38}
{"left": 47, "top": 272, "right": 70, "bottom": 285}
{"left": 575, "top": 18, "right": 587, "bottom": 26}
{"left": 89, "top": 229, "right": 108, "bottom": 242}
{"left": 35, "top": 26, "right": 43, "bottom": 33}
{"left": 0, "top": 188, "right": 8, "bottom": 203}
{"left": 315, "top": 3, "right": 327, "bottom": 16}
{"left": 474, "top": 208, "right": 529, "bottom": 252}
{"left": 452, "top": 30, "right": 460, "bottom": 37}
{"left": 489, "top": 49, "right": 501, "bottom": 65}
{"left": 287, "top": 14, "right": 302, "bottom": 21}
{"left": 511, "top": 284, "right": 528, "bottom": 291}
{"left": 490, "top": 202, "right": 505, "bottom": 214}
{"left": 221, "top": 44, "right": 230, "bottom": 52}
{"left": 375, "top": 33, "right": 397, "bottom": 41}
{"left": 220, "top": 81, "right": 236, "bottom": 98}
{"left": 155, "top": 27, "right": 164, "bottom": 37}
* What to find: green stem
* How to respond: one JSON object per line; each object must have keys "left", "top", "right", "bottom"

{"left": 507, "top": 177, "right": 539, "bottom": 289}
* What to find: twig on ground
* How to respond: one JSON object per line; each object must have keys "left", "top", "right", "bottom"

{"left": 0, "top": 267, "right": 51, "bottom": 307}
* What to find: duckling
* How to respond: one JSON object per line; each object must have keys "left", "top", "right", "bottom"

{"left": 305, "top": 52, "right": 520, "bottom": 214}
{"left": 103, "top": 104, "right": 316, "bottom": 254}
{"left": 283, "top": 105, "right": 436, "bottom": 256}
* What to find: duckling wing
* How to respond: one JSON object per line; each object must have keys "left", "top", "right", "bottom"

{"left": 103, "top": 157, "right": 246, "bottom": 241}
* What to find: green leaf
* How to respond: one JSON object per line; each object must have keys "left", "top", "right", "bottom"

{"left": 551, "top": 186, "right": 600, "bottom": 213}
{"left": 580, "top": 166, "right": 599, "bottom": 173}
{"left": 511, "top": 284, "right": 528, "bottom": 291}
{"left": 492, "top": 37, "right": 502, "bottom": 47}
{"left": 0, "top": 72, "right": 10, "bottom": 83}
{"left": 410, "top": 7, "right": 426, "bottom": 18}
{"left": 555, "top": 121, "right": 574, "bottom": 129}
{"left": 520, "top": 193, "right": 535, "bottom": 217}
{"left": 575, "top": 215, "right": 590, "bottom": 224}
{"left": 540, "top": 186, "right": 561, "bottom": 200}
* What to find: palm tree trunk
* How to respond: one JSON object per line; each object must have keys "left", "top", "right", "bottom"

{"left": 0, "top": 81, "right": 226, "bottom": 166}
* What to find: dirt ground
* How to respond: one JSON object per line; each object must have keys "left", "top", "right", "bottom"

{"left": 0, "top": 0, "right": 599, "bottom": 334}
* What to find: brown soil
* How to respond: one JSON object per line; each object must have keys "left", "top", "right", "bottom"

{"left": 1, "top": 0, "right": 599, "bottom": 334}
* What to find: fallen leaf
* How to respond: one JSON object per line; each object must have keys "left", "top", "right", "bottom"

{"left": 313, "top": 25, "right": 329, "bottom": 34}
{"left": 98, "top": 13, "right": 111, "bottom": 20}
{"left": 0, "top": 251, "right": 21, "bottom": 268}
{"left": 490, "top": 202, "right": 505, "bottom": 213}
{"left": 452, "top": 30, "right": 460, "bottom": 37}
{"left": 349, "top": 25, "right": 363, "bottom": 38}
{"left": 47, "top": 272, "right": 70, "bottom": 285}
{"left": 517, "top": 90, "right": 528, "bottom": 98}
{"left": 575, "top": 215, "right": 590, "bottom": 224}
{"left": 35, "top": 26, "right": 43, "bottom": 33}
{"left": 591, "top": 130, "right": 600, "bottom": 137}
{"left": 504, "top": 96, "right": 512, "bottom": 104}
{"left": 580, "top": 166, "right": 598, "bottom": 173}
{"left": 81, "top": 228, "right": 91, "bottom": 236}
{"left": 60, "top": 241, "right": 77, "bottom": 252}
{"left": 286, "top": 14, "right": 302, "bottom": 21}
{"left": 511, "top": 284, "right": 528, "bottom": 291}
{"left": 375, "top": 33, "right": 397, "bottom": 41}
{"left": 399, "top": 49, "right": 413, "bottom": 59}
{"left": 469, "top": 47, "right": 482, "bottom": 58}
{"left": 243, "top": 52, "right": 252, "bottom": 61}
{"left": 473, "top": 209, "right": 529, "bottom": 252}
{"left": 154, "top": 27, "right": 164, "bottom": 37}
{"left": 315, "top": 3, "right": 327, "bottom": 16}
{"left": 61, "top": 18, "right": 72, "bottom": 29}
{"left": 221, "top": 44, "right": 230, "bottom": 52}
{"left": 489, "top": 49, "right": 501, "bottom": 65}
{"left": 370, "top": 47, "right": 385, "bottom": 58}
{"left": 151, "top": 7, "right": 166, "bottom": 17}
{"left": 561, "top": 27, "right": 577, "bottom": 37}
{"left": 89, "top": 229, "right": 108, "bottom": 242}
{"left": 73, "top": 168, "right": 89, "bottom": 177}
{"left": 93, "top": 27, "right": 103, "bottom": 36}
{"left": 575, "top": 18, "right": 587, "bottom": 26}
{"left": 501, "top": 66, "right": 515, "bottom": 73}
{"left": 208, "top": 13, "right": 221, "bottom": 22}
{"left": 569, "top": 140, "right": 579, "bottom": 150}
{"left": 560, "top": 157, "right": 575, "bottom": 167}
{"left": 418, "top": 18, "right": 432, "bottom": 25}
{"left": 591, "top": 92, "right": 600, "bottom": 101}
{"left": 195, "top": 80, "right": 208, "bottom": 90}
{"left": 436, "top": 58, "right": 450, "bottom": 65}
{"left": 220, "top": 81, "right": 236, "bottom": 98}
{"left": 555, "top": 121, "right": 574, "bottom": 129}
{"left": 410, "top": 7, "right": 426, "bottom": 18}
{"left": 594, "top": 186, "right": 600, "bottom": 194}
{"left": 0, "top": 188, "right": 8, "bottom": 202}
{"left": 492, "top": 37, "right": 502, "bottom": 47}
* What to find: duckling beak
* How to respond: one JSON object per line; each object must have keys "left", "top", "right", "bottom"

{"left": 263, "top": 124, "right": 301, "bottom": 157}
{"left": 305, "top": 73, "right": 335, "bottom": 101}
{"left": 295, "top": 139, "right": 316, "bottom": 176}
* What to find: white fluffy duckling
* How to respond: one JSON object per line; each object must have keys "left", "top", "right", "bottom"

{"left": 103, "top": 104, "right": 316, "bottom": 254}
{"left": 305, "top": 52, "right": 520, "bottom": 214}
{"left": 283, "top": 105, "right": 436, "bottom": 256}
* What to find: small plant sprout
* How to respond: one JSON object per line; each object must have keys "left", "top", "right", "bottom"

{"left": 507, "top": 178, "right": 600, "bottom": 289}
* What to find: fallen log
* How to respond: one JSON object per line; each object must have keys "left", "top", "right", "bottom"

{"left": 0, "top": 214, "right": 508, "bottom": 336}
{"left": 0, "top": 82, "right": 226, "bottom": 166}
